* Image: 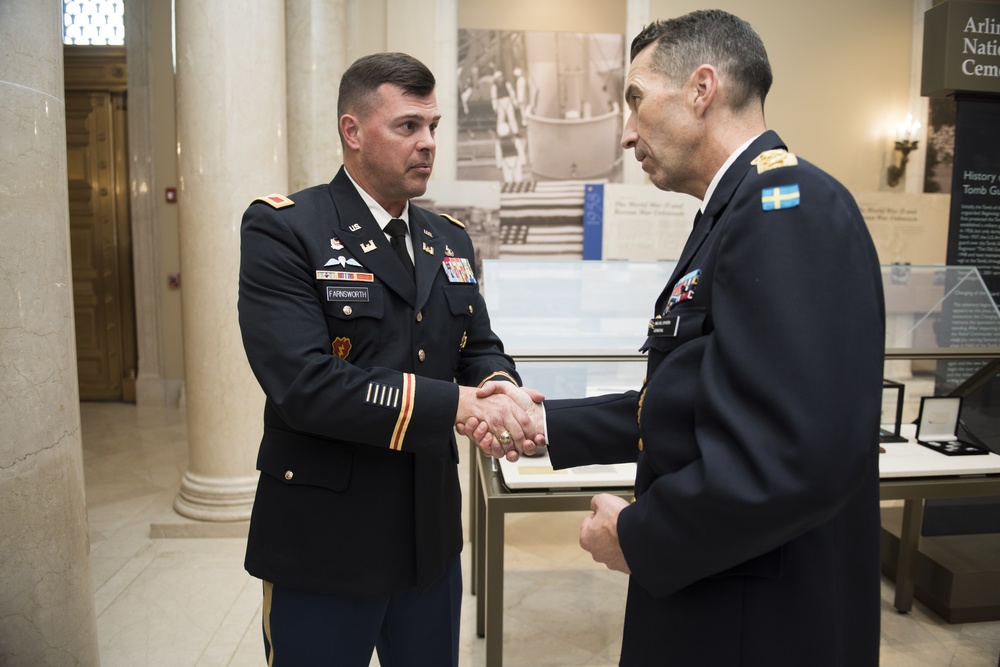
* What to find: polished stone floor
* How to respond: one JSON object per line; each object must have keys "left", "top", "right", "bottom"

{"left": 81, "top": 402, "right": 1000, "bottom": 666}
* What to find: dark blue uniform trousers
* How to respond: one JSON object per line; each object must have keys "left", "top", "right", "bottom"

{"left": 262, "top": 558, "right": 462, "bottom": 666}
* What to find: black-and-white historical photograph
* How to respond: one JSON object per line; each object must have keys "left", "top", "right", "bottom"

{"left": 923, "top": 97, "right": 956, "bottom": 194}
{"left": 455, "top": 29, "right": 625, "bottom": 260}
{"left": 456, "top": 29, "right": 625, "bottom": 185}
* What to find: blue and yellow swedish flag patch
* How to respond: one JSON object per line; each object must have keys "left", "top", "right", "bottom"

{"left": 761, "top": 185, "right": 800, "bottom": 210}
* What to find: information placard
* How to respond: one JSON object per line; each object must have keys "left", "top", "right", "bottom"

{"left": 591, "top": 183, "right": 700, "bottom": 261}
{"left": 855, "top": 192, "right": 951, "bottom": 265}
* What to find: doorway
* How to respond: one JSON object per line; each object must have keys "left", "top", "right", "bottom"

{"left": 64, "top": 46, "right": 137, "bottom": 401}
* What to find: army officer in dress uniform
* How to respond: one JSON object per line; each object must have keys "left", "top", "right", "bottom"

{"left": 238, "top": 52, "right": 542, "bottom": 667}
{"left": 464, "top": 11, "right": 886, "bottom": 667}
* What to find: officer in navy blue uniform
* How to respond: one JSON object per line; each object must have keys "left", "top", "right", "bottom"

{"left": 238, "top": 52, "right": 540, "bottom": 666}
{"left": 466, "top": 11, "right": 885, "bottom": 666}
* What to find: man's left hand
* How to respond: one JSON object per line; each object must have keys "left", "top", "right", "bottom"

{"left": 580, "top": 493, "right": 631, "bottom": 574}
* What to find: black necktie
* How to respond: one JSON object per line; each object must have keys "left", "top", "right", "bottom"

{"left": 693, "top": 209, "right": 704, "bottom": 229}
{"left": 385, "top": 218, "right": 414, "bottom": 278}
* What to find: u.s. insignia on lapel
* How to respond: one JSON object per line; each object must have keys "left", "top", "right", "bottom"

{"left": 349, "top": 223, "right": 362, "bottom": 232}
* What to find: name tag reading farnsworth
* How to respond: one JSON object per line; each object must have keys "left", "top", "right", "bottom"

{"left": 648, "top": 315, "right": 680, "bottom": 337}
{"left": 327, "top": 286, "right": 369, "bottom": 302}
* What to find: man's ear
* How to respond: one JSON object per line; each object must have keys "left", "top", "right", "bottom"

{"left": 690, "top": 64, "right": 719, "bottom": 119}
{"left": 340, "top": 114, "right": 361, "bottom": 151}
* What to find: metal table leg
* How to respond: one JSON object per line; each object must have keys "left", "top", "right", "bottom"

{"left": 893, "top": 498, "right": 924, "bottom": 613}
{"left": 485, "top": 490, "right": 505, "bottom": 667}
{"left": 476, "top": 454, "right": 487, "bottom": 637}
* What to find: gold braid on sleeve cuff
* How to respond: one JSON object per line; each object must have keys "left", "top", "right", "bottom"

{"left": 477, "top": 371, "right": 518, "bottom": 388}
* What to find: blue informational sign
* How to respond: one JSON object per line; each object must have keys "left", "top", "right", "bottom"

{"left": 582, "top": 183, "right": 604, "bottom": 260}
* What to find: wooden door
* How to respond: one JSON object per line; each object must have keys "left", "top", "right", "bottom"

{"left": 64, "top": 47, "right": 136, "bottom": 401}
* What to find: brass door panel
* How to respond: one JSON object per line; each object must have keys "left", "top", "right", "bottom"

{"left": 64, "top": 46, "right": 135, "bottom": 402}
{"left": 64, "top": 48, "right": 136, "bottom": 401}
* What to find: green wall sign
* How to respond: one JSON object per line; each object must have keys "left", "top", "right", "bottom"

{"left": 922, "top": 0, "right": 1000, "bottom": 98}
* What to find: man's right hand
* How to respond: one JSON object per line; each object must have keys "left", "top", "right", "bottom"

{"left": 456, "top": 383, "right": 545, "bottom": 461}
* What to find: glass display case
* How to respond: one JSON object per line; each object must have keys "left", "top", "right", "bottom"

{"left": 482, "top": 261, "right": 1000, "bottom": 451}
{"left": 882, "top": 264, "right": 1000, "bottom": 450}
{"left": 481, "top": 259, "right": 676, "bottom": 400}
{"left": 472, "top": 261, "right": 1000, "bottom": 660}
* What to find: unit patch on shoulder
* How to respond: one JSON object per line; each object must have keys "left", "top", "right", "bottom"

{"left": 440, "top": 213, "right": 465, "bottom": 229}
{"left": 751, "top": 149, "right": 798, "bottom": 174}
{"left": 254, "top": 193, "right": 295, "bottom": 209}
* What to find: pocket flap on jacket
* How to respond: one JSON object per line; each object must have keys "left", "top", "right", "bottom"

{"left": 257, "top": 429, "right": 353, "bottom": 492}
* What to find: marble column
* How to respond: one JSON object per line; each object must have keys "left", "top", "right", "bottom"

{"left": 173, "top": 0, "right": 286, "bottom": 521}
{"left": 286, "top": 0, "right": 358, "bottom": 192}
{"left": 125, "top": 0, "right": 167, "bottom": 407}
{"left": 0, "top": 1, "right": 101, "bottom": 665}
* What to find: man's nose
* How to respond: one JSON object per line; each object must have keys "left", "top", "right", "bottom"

{"left": 621, "top": 113, "right": 637, "bottom": 150}
{"left": 417, "top": 126, "right": 436, "bottom": 151}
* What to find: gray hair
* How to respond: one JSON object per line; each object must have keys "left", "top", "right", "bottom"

{"left": 630, "top": 10, "right": 772, "bottom": 111}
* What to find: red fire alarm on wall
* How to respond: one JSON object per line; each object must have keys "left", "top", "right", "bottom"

{"left": 166, "top": 187, "right": 177, "bottom": 203}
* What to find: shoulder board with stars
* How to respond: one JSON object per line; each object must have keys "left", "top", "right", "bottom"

{"left": 751, "top": 149, "right": 798, "bottom": 174}
{"left": 253, "top": 193, "right": 295, "bottom": 209}
{"left": 440, "top": 213, "right": 465, "bottom": 229}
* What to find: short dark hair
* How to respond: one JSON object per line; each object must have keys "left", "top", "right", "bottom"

{"left": 630, "top": 10, "right": 772, "bottom": 111}
{"left": 337, "top": 52, "right": 436, "bottom": 119}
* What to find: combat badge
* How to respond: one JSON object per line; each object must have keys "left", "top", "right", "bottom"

{"left": 751, "top": 149, "right": 798, "bottom": 174}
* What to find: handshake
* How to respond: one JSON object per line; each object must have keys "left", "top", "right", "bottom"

{"left": 455, "top": 382, "right": 546, "bottom": 462}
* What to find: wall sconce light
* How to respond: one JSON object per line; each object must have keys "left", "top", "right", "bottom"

{"left": 887, "top": 114, "right": 920, "bottom": 187}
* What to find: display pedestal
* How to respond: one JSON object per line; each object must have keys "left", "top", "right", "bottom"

{"left": 881, "top": 505, "right": 1000, "bottom": 623}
